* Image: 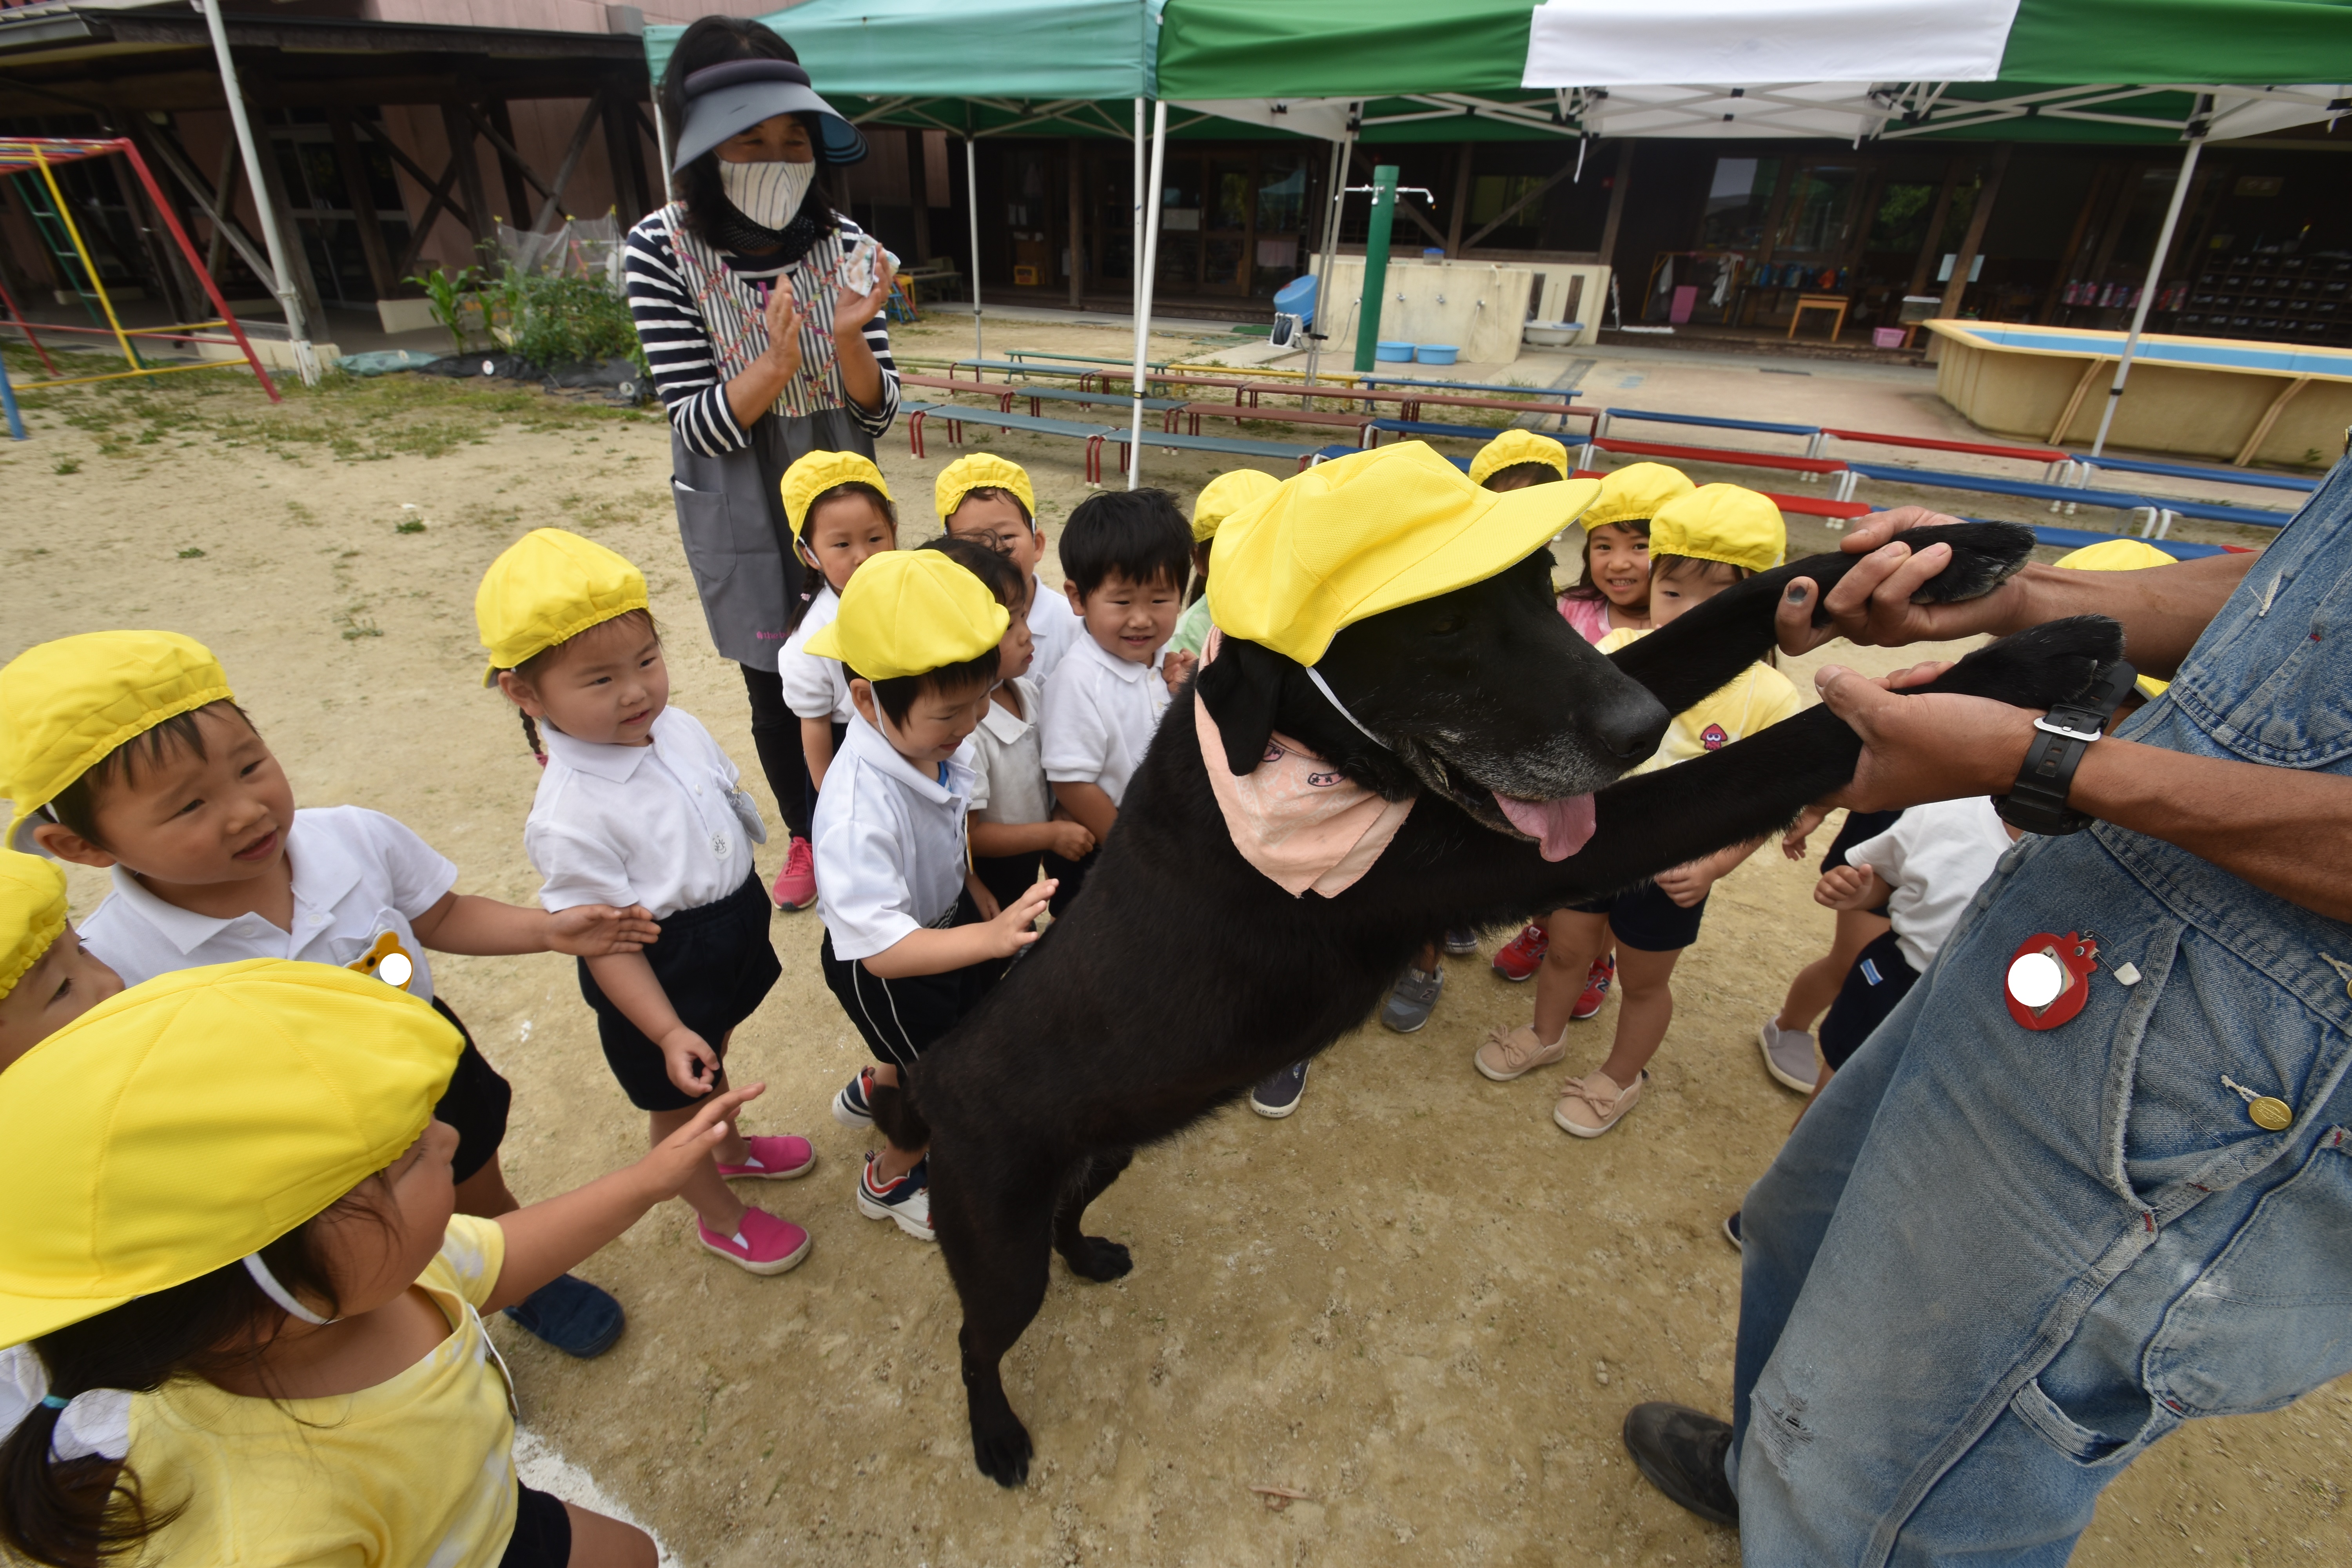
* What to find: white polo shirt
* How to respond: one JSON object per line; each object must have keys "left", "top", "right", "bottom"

{"left": 969, "top": 675, "right": 1051, "bottom": 827}
{"left": 78, "top": 805, "right": 459, "bottom": 1004}
{"left": 525, "top": 706, "right": 764, "bottom": 919}
{"left": 813, "top": 715, "right": 977, "bottom": 962}
{"left": 1040, "top": 632, "right": 1171, "bottom": 807}
{"left": 1847, "top": 797, "right": 2016, "bottom": 974}
{"left": 1026, "top": 582, "right": 1083, "bottom": 687}
{"left": 780, "top": 583, "right": 855, "bottom": 724}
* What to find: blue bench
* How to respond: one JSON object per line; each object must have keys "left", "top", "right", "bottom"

{"left": 951, "top": 358, "right": 1103, "bottom": 383}
{"left": 1367, "top": 418, "right": 1519, "bottom": 443}
{"left": 901, "top": 400, "right": 1116, "bottom": 483}
{"left": 1844, "top": 462, "right": 2163, "bottom": 529}
{"left": 1964, "top": 519, "right": 2239, "bottom": 561}
{"left": 1317, "top": 441, "right": 1474, "bottom": 474}
{"left": 2073, "top": 455, "right": 2319, "bottom": 494}
{"left": 1007, "top": 385, "right": 1186, "bottom": 419}
{"left": 1360, "top": 374, "right": 1580, "bottom": 402}
{"left": 1596, "top": 407, "right": 1820, "bottom": 441}
{"left": 2148, "top": 497, "right": 2301, "bottom": 533}
{"left": 1109, "top": 427, "right": 1321, "bottom": 473}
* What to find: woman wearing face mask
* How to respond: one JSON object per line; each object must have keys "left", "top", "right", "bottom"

{"left": 624, "top": 16, "right": 900, "bottom": 913}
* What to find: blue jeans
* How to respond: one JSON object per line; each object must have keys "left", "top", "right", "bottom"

{"left": 1728, "top": 459, "right": 2352, "bottom": 1565}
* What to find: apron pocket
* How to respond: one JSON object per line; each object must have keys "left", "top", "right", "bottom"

{"left": 673, "top": 480, "right": 738, "bottom": 591}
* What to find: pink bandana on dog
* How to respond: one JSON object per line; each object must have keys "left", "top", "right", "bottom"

{"left": 1195, "top": 633, "right": 1414, "bottom": 898}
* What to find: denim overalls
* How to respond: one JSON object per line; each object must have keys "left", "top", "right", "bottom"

{"left": 1731, "top": 458, "right": 2352, "bottom": 1566}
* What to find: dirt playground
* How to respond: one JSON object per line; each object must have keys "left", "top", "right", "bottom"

{"left": 3, "top": 323, "right": 2346, "bottom": 1566}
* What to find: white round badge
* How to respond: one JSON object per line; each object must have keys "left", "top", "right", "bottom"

{"left": 377, "top": 951, "right": 414, "bottom": 990}
{"left": 2006, "top": 951, "right": 2065, "bottom": 1011}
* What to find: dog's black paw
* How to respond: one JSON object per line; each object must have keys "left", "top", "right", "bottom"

{"left": 971, "top": 1413, "right": 1035, "bottom": 1488}
{"left": 1059, "top": 1236, "right": 1134, "bottom": 1282}
{"left": 1896, "top": 521, "right": 2038, "bottom": 604}
{"left": 1923, "top": 615, "right": 2127, "bottom": 709}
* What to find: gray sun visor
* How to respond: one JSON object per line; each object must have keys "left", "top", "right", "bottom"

{"left": 673, "top": 58, "right": 868, "bottom": 170}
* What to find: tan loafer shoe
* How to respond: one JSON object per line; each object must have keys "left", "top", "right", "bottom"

{"left": 1475, "top": 1021, "right": 1569, "bottom": 1082}
{"left": 1554, "top": 1068, "right": 1649, "bottom": 1137}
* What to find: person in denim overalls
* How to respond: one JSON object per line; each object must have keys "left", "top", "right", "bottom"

{"left": 1623, "top": 465, "right": 2352, "bottom": 1565}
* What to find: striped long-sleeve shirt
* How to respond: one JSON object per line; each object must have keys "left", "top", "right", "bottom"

{"left": 624, "top": 208, "right": 900, "bottom": 457}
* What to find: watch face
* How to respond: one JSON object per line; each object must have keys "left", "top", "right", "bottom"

{"left": 2006, "top": 931, "right": 2099, "bottom": 1030}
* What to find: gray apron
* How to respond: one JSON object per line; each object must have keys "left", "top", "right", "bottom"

{"left": 669, "top": 407, "right": 875, "bottom": 673}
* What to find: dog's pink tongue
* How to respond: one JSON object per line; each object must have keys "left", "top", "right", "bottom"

{"left": 1495, "top": 791, "right": 1597, "bottom": 862}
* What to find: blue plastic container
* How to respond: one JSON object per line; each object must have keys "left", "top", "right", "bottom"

{"left": 1374, "top": 340, "right": 1417, "bottom": 362}
{"left": 1415, "top": 343, "right": 1460, "bottom": 365}
{"left": 1272, "top": 274, "right": 1318, "bottom": 327}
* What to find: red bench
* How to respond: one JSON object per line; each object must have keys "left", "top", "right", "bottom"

{"left": 1571, "top": 469, "right": 1868, "bottom": 526}
{"left": 1176, "top": 401, "right": 1375, "bottom": 446}
{"left": 1811, "top": 428, "right": 2072, "bottom": 483}
{"left": 1578, "top": 435, "right": 1850, "bottom": 490}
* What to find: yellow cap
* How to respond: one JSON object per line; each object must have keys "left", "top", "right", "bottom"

{"left": 2054, "top": 538, "right": 2176, "bottom": 698}
{"left": 0, "top": 849, "right": 67, "bottom": 1002}
{"left": 1191, "top": 468, "right": 1281, "bottom": 542}
{"left": 0, "top": 959, "right": 460, "bottom": 1346}
{"left": 1468, "top": 430, "right": 1570, "bottom": 489}
{"left": 935, "top": 453, "right": 1036, "bottom": 526}
{"left": 782, "top": 449, "right": 893, "bottom": 538}
{"left": 804, "top": 549, "right": 1011, "bottom": 681}
{"left": 0, "top": 630, "right": 234, "bottom": 857}
{"left": 1651, "top": 484, "right": 1785, "bottom": 574}
{"left": 1207, "top": 442, "right": 1599, "bottom": 666}
{"left": 474, "top": 528, "right": 649, "bottom": 687}
{"left": 1583, "top": 461, "right": 1696, "bottom": 531}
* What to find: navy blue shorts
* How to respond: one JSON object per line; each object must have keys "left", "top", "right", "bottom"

{"left": 430, "top": 996, "right": 510, "bottom": 1186}
{"left": 1567, "top": 878, "right": 1708, "bottom": 953}
{"left": 499, "top": 1483, "right": 571, "bottom": 1567}
{"left": 578, "top": 872, "right": 781, "bottom": 1112}
{"left": 1819, "top": 927, "right": 1920, "bottom": 1071}
{"left": 819, "top": 889, "right": 998, "bottom": 1068}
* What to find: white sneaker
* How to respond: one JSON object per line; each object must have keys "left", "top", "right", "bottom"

{"left": 855, "top": 1151, "right": 936, "bottom": 1241}
{"left": 1757, "top": 1019, "right": 1819, "bottom": 1093}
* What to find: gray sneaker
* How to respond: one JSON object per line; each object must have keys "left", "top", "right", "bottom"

{"left": 1441, "top": 926, "right": 1479, "bottom": 956}
{"left": 1379, "top": 964, "right": 1446, "bottom": 1033}
{"left": 1757, "top": 1018, "right": 1820, "bottom": 1093}
{"left": 1249, "top": 1060, "right": 1310, "bottom": 1118}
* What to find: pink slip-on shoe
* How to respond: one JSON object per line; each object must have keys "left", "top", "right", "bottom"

{"left": 716, "top": 1134, "right": 816, "bottom": 1180}
{"left": 697, "top": 1209, "right": 812, "bottom": 1275}
{"left": 772, "top": 836, "right": 818, "bottom": 911}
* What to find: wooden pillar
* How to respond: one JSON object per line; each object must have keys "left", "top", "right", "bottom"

{"left": 1929, "top": 143, "right": 2011, "bottom": 356}
{"left": 602, "top": 84, "right": 650, "bottom": 223}
{"left": 2084, "top": 161, "right": 2144, "bottom": 288}
{"left": 486, "top": 100, "right": 532, "bottom": 230}
{"left": 908, "top": 127, "right": 933, "bottom": 263}
{"left": 328, "top": 110, "right": 398, "bottom": 299}
{"left": 1597, "top": 140, "right": 1634, "bottom": 270}
{"left": 1067, "top": 137, "right": 1083, "bottom": 309}
{"left": 1905, "top": 155, "right": 1963, "bottom": 298}
{"left": 440, "top": 100, "right": 493, "bottom": 254}
{"left": 253, "top": 120, "right": 330, "bottom": 329}
{"left": 1444, "top": 142, "right": 1474, "bottom": 256}
{"left": 2038, "top": 162, "right": 2114, "bottom": 323}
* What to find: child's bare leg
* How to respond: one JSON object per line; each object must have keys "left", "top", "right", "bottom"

{"left": 652, "top": 1062, "right": 749, "bottom": 1232}
{"left": 452, "top": 1151, "right": 520, "bottom": 1219}
{"left": 1595, "top": 945, "right": 1683, "bottom": 1086}
{"left": 563, "top": 1501, "right": 657, "bottom": 1568}
{"left": 1775, "top": 908, "right": 1891, "bottom": 1033}
{"left": 1532, "top": 911, "right": 1613, "bottom": 1042}
{"left": 868, "top": 1062, "right": 928, "bottom": 1181}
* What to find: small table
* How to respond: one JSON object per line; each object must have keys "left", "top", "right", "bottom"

{"left": 1789, "top": 294, "right": 1850, "bottom": 342}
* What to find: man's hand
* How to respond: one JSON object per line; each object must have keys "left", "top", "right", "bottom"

{"left": 1775, "top": 506, "right": 2023, "bottom": 657}
{"left": 1814, "top": 662, "right": 2036, "bottom": 813}
{"left": 658, "top": 1025, "right": 721, "bottom": 1096}
{"left": 546, "top": 902, "right": 661, "bottom": 956}
{"left": 1814, "top": 863, "right": 1889, "bottom": 911}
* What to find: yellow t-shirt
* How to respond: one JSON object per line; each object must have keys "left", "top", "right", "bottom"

{"left": 131, "top": 1215, "right": 517, "bottom": 1566}
{"left": 1597, "top": 627, "right": 1807, "bottom": 774}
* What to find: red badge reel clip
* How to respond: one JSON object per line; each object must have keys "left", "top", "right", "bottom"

{"left": 2006, "top": 931, "right": 2100, "bottom": 1030}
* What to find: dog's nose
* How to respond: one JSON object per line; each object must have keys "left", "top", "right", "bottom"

{"left": 1590, "top": 682, "right": 1671, "bottom": 766}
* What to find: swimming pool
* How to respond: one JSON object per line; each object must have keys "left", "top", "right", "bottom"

{"left": 1947, "top": 324, "right": 2352, "bottom": 382}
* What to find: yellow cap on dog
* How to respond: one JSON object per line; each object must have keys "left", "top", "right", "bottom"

{"left": 0, "top": 958, "right": 459, "bottom": 1347}
{"left": 1582, "top": 461, "right": 1695, "bottom": 531}
{"left": 1191, "top": 468, "right": 1280, "bottom": 542}
{"left": 781, "top": 449, "right": 893, "bottom": 538}
{"left": 805, "top": 549, "right": 1010, "bottom": 681}
{"left": 474, "top": 528, "right": 648, "bottom": 686}
{"left": 1468, "top": 429, "right": 1570, "bottom": 489}
{"left": 0, "top": 630, "right": 234, "bottom": 856}
{"left": 1207, "top": 442, "right": 1598, "bottom": 666}
{"left": 935, "top": 453, "right": 1035, "bottom": 526}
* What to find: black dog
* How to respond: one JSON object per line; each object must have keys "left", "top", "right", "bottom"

{"left": 898, "top": 521, "right": 2122, "bottom": 1486}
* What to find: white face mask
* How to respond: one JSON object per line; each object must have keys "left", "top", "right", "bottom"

{"left": 718, "top": 158, "right": 815, "bottom": 230}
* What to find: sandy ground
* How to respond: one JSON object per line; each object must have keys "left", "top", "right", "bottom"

{"left": 3, "top": 328, "right": 2346, "bottom": 1567}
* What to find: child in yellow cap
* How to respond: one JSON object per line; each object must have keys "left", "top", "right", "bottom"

{"left": 1478, "top": 485, "right": 1805, "bottom": 1141}
{"left": 937, "top": 452, "right": 1085, "bottom": 684}
{"left": 0, "top": 848, "right": 121, "bottom": 1071}
{"left": 806, "top": 550, "right": 1055, "bottom": 1240}
{"left": 3, "top": 628, "right": 650, "bottom": 1356}
{"left": 767, "top": 448, "right": 901, "bottom": 910}
{"left": 1169, "top": 467, "right": 1279, "bottom": 661}
{"left": 482, "top": 528, "right": 818, "bottom": 1278}
{"left": 0, "top": 959, "right": 755, "bottom": 1568}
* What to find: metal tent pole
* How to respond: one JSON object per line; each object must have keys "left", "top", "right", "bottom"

{"left": 1351, "top": 163, "right": 1399, "bottom": 375}
{"left": 1125, "top": 98, "right": 1168, "bottom": 490}
{"left": 1126, "top": 96, "right": 1145, "bottom": 399}
{"left": 196, "top": 0, "right": 318, "bottom": 386}
{"left": 966, "top": 132, "right": 984, "bottom": 362}
{"left": 1303, "top": 117, "right": 1354, "bottom": 388}
{"left": 2090, "top": 119, "right": 2207, "bottom": 459}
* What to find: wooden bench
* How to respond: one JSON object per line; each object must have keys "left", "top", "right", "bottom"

{"left": 901, "top": 401, "right": 1115, "bottom": 485}
{"left": 1176, "top": 401, "right": 1376, "bottom": 446}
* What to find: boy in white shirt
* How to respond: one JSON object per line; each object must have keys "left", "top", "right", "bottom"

{"left": 936, "top": 452, "right": 1085, "bottom": 685}
{"left": 1038, "top": 488, "right": 1195, "bottom": 913}
{"left": 809, "top": 551, "right": 1054, "bottom": 1239}
{"left": 5, "top": 626, "right": 652, "bottom": 1352}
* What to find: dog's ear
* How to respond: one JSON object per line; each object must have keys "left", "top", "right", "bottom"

{"left": 1195, "top": 639, "right": 1292, "bottom": 776}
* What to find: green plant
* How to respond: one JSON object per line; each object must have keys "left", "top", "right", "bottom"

{"left": 498, "top": 266, "right": 646, "bottom": 373}
{"left": 177, "top": 546, "right": 206, "bottom": 558}
{"left": 405, "top": 263, "right": 484, "bottom": 355}
{"left": 396, "top": 519, "right": 426, "bottom": 534}
{"left": 52, "top": 457, "right": 79, "bottom": 474}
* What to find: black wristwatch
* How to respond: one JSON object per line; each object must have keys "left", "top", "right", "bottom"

{"left": 1996, "top": 661, "right": 2140, "bottom": 836}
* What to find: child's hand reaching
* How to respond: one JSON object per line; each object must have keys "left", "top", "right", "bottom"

{"left": 986, "top": 880, "right": 1057, "bottom": 955}
{"left": 658, "top": 1025, "right": 721, "bottom": 1096}
{"left": 1045, "top": 819, "right": 1096, "bottom": 860}
{"left": 1815, "top": 863, "right": 1890, "bottom": 911}
{"left": 1654, "top": 860, "right": 1719, "bottom": 908}
{"left": 1161, "top": 648, "right": 1198, "bottom": 693}
{"left": 1782, "top": 804, "right": 1831, "bottom": 861}
{"left": 635, "top": 1083, "right": 766, "bottom": 1198}
{"left": 546, "top": 902, "right": 661, "bottom": 956}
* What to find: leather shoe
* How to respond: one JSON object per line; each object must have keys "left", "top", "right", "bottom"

{"left": 1622, "top": 1402, "right": 1739, "bottom": 1526}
